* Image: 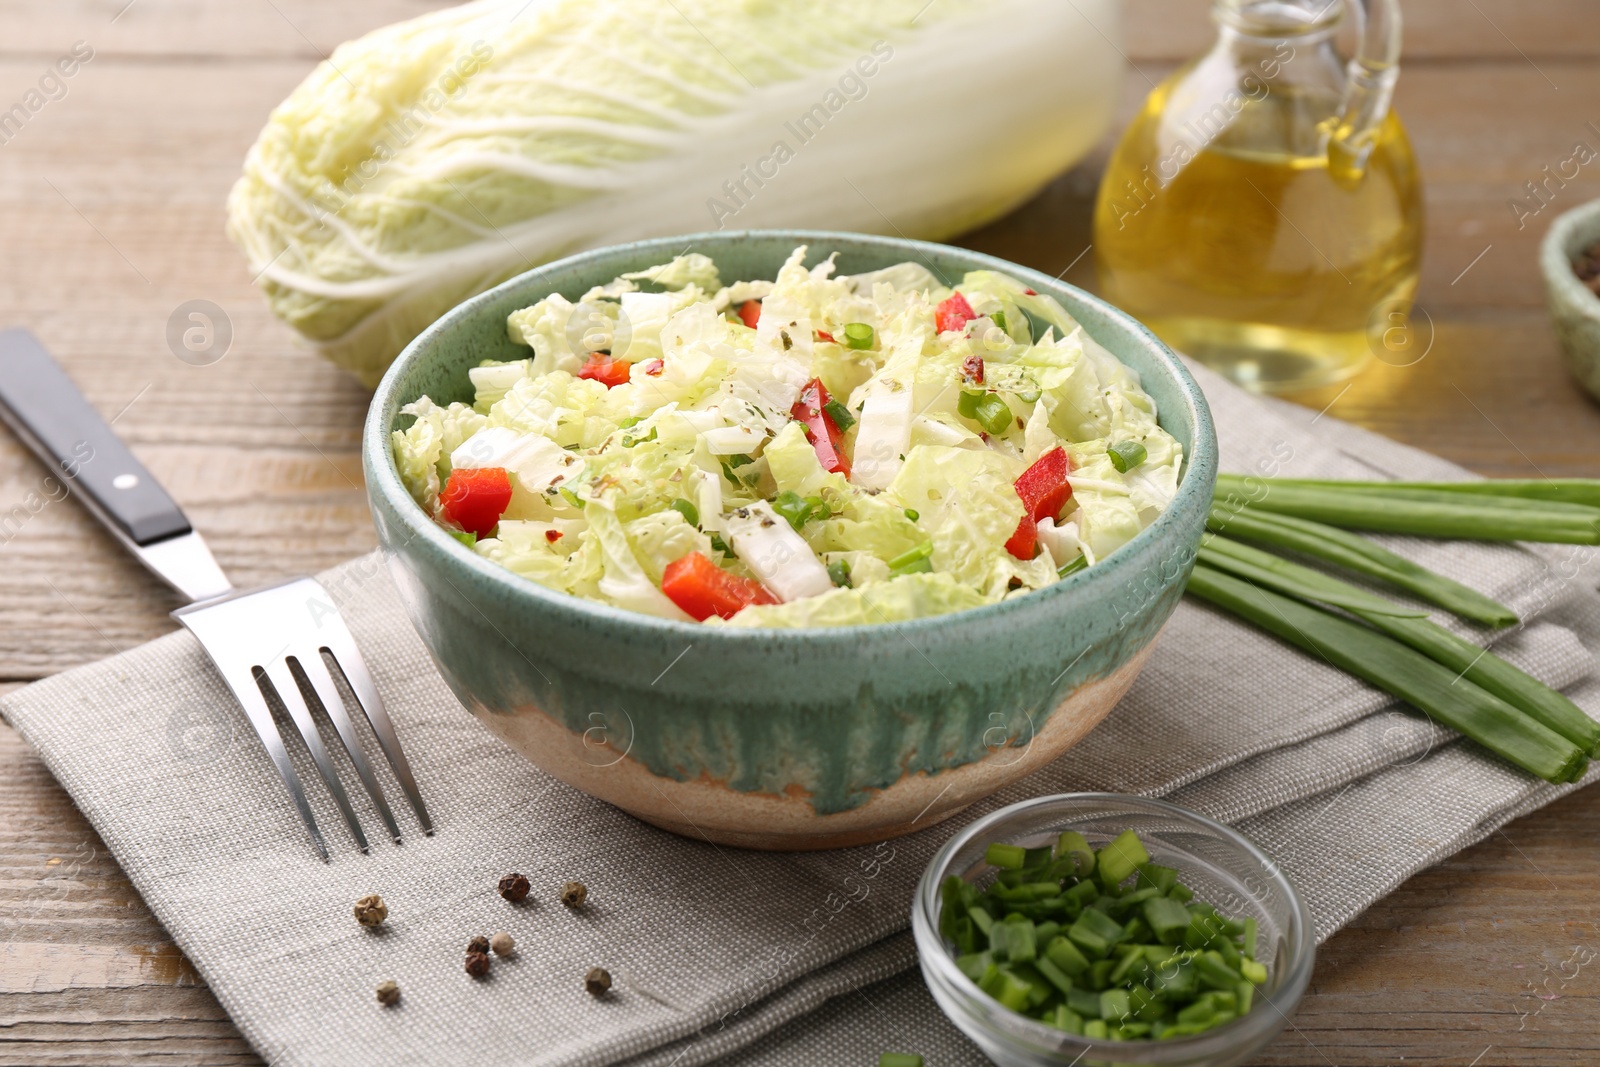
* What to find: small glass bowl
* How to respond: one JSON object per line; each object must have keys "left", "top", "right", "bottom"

{"left": 912, "top": 793, "right": 1315, "bottom": 1067}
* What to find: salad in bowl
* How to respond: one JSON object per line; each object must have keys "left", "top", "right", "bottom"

{"left": 392, "top": 246, "right": 1184, "bottom": 627}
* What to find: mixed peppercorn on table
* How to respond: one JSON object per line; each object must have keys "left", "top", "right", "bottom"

{"left": 4, "top": 2, "right": 1600, "bottom": 1064}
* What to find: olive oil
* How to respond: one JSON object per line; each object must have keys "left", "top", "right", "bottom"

{"left": 1095, "top": 72, "right": 1423, "bottom": 394}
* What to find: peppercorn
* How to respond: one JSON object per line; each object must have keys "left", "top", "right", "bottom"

{"left": 353, "top": 894, "right": 388, "bottom": 927}
{"left": 585, "top": 966, "right": 612, "bottom": 997}
{"left": 498, "top": 872, "right": 531, "bottom": 902}
{"left": 466, "top": 935, "right": 490, "bottom": 955}
{"left": 490, "top": 931, "right": 515, "bottom": 956}
{"left": 465, "top": 951, "right": 491, "bottom": 978}
{"left": 561, "top": 881, "right": 588, "bottom": 908}
{"left": 375, "top": 980, "right": 400, "bottom": 1007}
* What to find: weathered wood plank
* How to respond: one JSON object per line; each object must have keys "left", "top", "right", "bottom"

{"left": 0, "top": 0, "right": 1594, "bottom": 63}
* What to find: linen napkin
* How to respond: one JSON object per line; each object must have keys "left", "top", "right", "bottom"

{"left": 4, "top": 361, "right": 1598, "bottom": 1067}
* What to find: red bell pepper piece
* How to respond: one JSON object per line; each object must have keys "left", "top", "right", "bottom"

{"left": 577, "top": 353, "right": 632, "bottom": 389}
{"left": 439, "top": 467, "right": 513, "bottom": 539}
{"left": 737, "top": 300, "right": 762, "bottom": 330}
{"left": 643, "top": 358, "right": 665, "bottom": 376}
{"left": 1005, "top": 447, "right": 1073, "bottom": 560}
{"left": 1015, "top": 447, "right": 1074, "bottom": 523}
{"left": 662, "top": 551, "right": 778, "bottom": 621}
{"left": 1024, "top": 288, "right": 1037, "bottom": 296}
{"left": 545, "top": 529, "right": 562, "bottom": 543}
{"left": 815, "top": 329, "right": 837, "bottom": 344}
{"left": 1005, "top": 514, "right": 1038, "bottom": 561}
{"left": 935, "top": 291, "right": 976, "bottom": 334}
{"left": 961, "top": 353, "right": 984, "bottom": 385}
{"left": 791, "top": 378, "right": 852, "bottom": 478}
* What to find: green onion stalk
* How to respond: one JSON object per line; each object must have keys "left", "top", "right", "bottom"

{"left": 1206, "top": 504, "right": 1518, "bottom": 628}
{"left": 1214, "top": 473, "right": 1600, "bottom": 544}
{"left": 1186, "top": 563, "right": 1588, "bottom": 784}
{"left": 1238, "top": 477, "right": 1600, "bottom": 510}
{"left": 1199, "top": 535, "right": 1600, "bottom": 757}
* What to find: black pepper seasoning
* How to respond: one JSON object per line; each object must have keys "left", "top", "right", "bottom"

{"left": 584, "top": 966, "right": 612, "bottom": 996}
{"left": 561, "top": 881, "right": 588, "bottom": 908}
{"left": 375, "top": 980, "right": 401, "bottom": 1006}
{"left": 465, "top": 951, "right": 491, "bottom": 978}
{"left": 353, "top": 894, "right": 388, "bottom": 927}
{"left": 467, "top": 935, "right": 490, "bottom": 955}
{"left": 498, "top": 873, "right": 531, "bottom": 902}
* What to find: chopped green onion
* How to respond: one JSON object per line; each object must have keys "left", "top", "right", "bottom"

{"left": 1099, "top": 988, "right": 1132, "bottom": 1023}
{"left": 1107, "top": 440, "right": 1148, "bottom": 473}
{"left": 1056, "top": 831, "right": 1096, "bottom": 876}
{"left": 887, "top": 540, "right": 935, "bottom": 572}
{"left": 1046, "top": 935, "right": 1092, "bottom": 977}
{"left": 941, "top": 829, "right": 1269, "bottom": 1040}
{"left": 904, "top": 508, "right": 920, "bottom": 522}
{"left": 1097, "top": 830, "right": 1151, "bottom": 887}
{"left": 1034, "top": 954, "right": 1076, "bottom": 995}
{"left": 827, "top": 558, "right": 853, "bottom": 588}
{"left": 958, "top": 389, "right": 984, "bottom": 419}
{"left": 772, "top": 490, "right": 815, "bottom": 531}
{"left": 844, "top": 322, "right": 876, "bottom": 349}
{"left": 991, "top": 310, "right": 1008, "bottom": 330}
{"left": 668, "top": 499, "right": 699, "bottom": 527}
{"left": 449, "top": 530, "right": 477, "bottom": 549}
{"left": 986, "top": 842, "right": 1028, "bottom": 870}
{"left": 822, "top": 397, "right": 856, "bottom": 430}
{"left": 1002, "top": 915, "right": 1038, "bottom": 963}
{"left": 1058, "top": 556, "right": 1089, "bottom": 579}
{"left": 1136, "top": 863, "right": 1178, "bottom": 894}
{"left": 1143, "top": 896, "right": 1192, "bottom": 945}
{"left": 1186, "top": 563, "right": 1587, "bottom": 783}
{"left": 1214, "top": 473, "right": 1600, "bottom": 544}
{"left": 1200, "top": 535, "right": 1600, "bottom": 757}
{"left": 973, "top": 394, "right": 1015, "bottom": 436}
{"left": 1207, "top": 504, "right": 1518, "bottom": 628}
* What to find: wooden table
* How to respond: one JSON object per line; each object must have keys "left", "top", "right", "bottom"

{"left": 3, "top": 2, "right": 1599, "bottom": 1063}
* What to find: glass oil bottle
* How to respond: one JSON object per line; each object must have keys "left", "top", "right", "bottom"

{"left": 1094, "top": 0, "right": 1423, "bottom": 393}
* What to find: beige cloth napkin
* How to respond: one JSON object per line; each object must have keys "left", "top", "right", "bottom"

{"left": 4, "top": 362, "right": 1597, "bottom": 1067}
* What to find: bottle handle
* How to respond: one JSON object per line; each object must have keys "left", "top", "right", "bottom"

{"left": 1325, "top": 0, "right": 1402, "bottom": 178}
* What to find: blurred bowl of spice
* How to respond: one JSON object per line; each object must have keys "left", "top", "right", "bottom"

{"left": 364, "top": 231, "right": 1216, "bottom": 850}
{"left": 1542, "top": 197, "right": 1600, "bottom": 403}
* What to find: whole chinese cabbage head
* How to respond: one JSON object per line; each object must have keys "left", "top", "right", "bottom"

{"left": 226, "top": 0, "right": 1122, "bottom": 385}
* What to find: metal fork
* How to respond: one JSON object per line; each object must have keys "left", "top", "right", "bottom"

{"left": 0, "top": 328, "right": 430, "bottom": 860}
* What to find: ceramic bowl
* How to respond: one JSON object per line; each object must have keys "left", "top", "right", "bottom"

{"left": 1541, "top": 197, "right": 1600, "bottom": 403}
{"left": 363, "top": 231, "right": 1217, "bottom": 850}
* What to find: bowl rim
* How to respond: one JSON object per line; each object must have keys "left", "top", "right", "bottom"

{"left": 363, "top": 229, "right": 1219, "bottom": 644}
{"left": 911, "top": 791, "right": 1317, "bottom": 1062}
{"left": 1540, "top": 196, "right": 1600, "bottom": 320}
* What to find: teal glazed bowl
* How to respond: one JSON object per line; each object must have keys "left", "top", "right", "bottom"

{"left": 1541, "top": 197, "right": 1600, "bottom": 403}
{"left": 363, "top": 231, "right": 1217, "bottom": 850}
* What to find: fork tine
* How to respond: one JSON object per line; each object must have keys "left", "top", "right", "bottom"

{"left": 208, "top": 658, "right": 331, "bottom": 862}
{"left": 314, "top": 610, "right": 433, "bottom": 835}
{"left": 291, "top": 650, "right": 402, "bottom": 844}
{"left": 259, "top": 659, "right": 370, "bottom": 853}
